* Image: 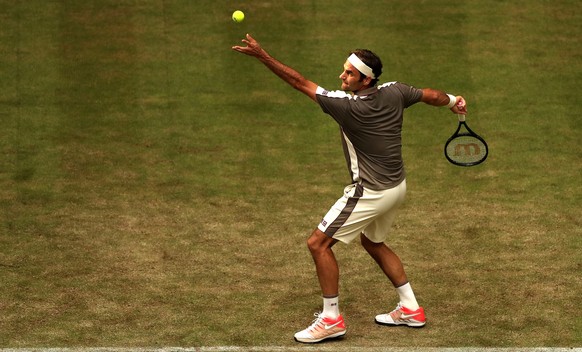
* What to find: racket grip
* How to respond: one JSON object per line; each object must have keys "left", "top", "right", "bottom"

{"left": 457, "top": 114, "right": 466, "bottom": 122}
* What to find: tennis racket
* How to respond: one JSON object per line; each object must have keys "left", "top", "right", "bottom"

{"left": 444, "top": 114, "right": 488, "bottom": 166}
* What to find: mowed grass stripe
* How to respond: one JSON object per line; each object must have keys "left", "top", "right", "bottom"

{"left": 0, "top": 348, "right": 580, "bottom": 352}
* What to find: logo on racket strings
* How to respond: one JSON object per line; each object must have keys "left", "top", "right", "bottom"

{"left": 454, "top": 143, "right": 481, "bottom": 156}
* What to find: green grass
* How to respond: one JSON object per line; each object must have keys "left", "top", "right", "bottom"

{"left": 1, "top": 0, "right": 580, "bottom": 348}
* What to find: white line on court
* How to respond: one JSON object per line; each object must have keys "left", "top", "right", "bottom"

{"left": 1, "top": 348, "right": 580, "bottom": 352}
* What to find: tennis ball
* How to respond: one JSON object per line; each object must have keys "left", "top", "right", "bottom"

{"left": 232, "top": 10, "right": 245, "bottom": 23}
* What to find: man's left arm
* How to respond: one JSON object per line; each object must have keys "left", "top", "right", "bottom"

{"left": 232, "top": 34, "right": 319, "bottom": 102}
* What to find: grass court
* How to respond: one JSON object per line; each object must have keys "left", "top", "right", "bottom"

{"left": 1, "top": 0, "right": 580, "bottom": 348}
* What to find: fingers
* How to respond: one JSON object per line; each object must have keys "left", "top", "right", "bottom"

{"left": 232, "top": 34, "right": 253, "bottom": 48}
{"left": 231, "top": 39, "right": 250, "bottom": 52}
{"left": 246, "top": 33, "right": 258, "bottom": 45}
{"left": 454, "top": 106, "right": 467, "bottom": 115}
{"left": 454, "top": 96, "right": 467, "bottom": 114}
{"left": 232, "top": 34, "right": 262, "bottom": 57}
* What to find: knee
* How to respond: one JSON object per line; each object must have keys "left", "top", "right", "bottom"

{"left": 307, "top": 229, "right": 328, "bottom": 254}
{"left": 360, "top": 233, "right": 381, "bottom": 252}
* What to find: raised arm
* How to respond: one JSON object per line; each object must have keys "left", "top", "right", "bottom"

{"left": 232, "top": 34, "right": 319, "bottom": 102}
{"left": 420, "top": 88, "right": 467, "bottom": 114}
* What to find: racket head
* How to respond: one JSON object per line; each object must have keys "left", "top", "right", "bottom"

{"left": 444, "top": 116, "right": 488, "bottom": 166}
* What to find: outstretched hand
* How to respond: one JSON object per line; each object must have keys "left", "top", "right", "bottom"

{"left": 232, "top": 34, "right": 264, "bottom": 58}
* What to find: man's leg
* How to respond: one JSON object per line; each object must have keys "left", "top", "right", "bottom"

{"left": 294, "top": 229, "right": 346, "bottom": 343}
{"left": 360, "top": 234, "right": 426, "bottom": 327}
{"left": 360, "top": 233, "right": 407, "bottom": 287}
{"left": 306, "top": 228, "right": 339, "bottom": 296}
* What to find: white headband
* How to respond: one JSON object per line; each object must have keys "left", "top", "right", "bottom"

{"left": 347, "top": 53, "right": 375, "bottom": 79}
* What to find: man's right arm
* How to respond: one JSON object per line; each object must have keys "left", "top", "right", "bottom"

{"left": 420, "top": 88, "right": 466, "bottom": 114}
{"left": 232, "top": 34, "right": 318, "bottom": 102}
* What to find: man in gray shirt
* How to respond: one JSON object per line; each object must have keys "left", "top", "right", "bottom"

{"left": 233, "top": 34, "right": 466, "bottom": 344}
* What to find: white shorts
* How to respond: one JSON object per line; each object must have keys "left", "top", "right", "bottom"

{"left": 317, "top": 179, "right": 407, "bottom": 244}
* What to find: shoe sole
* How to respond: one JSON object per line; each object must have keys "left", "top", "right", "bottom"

{"left": 375, "top": 319, "right": 426, "bottom": 328}
{"left": 294, "top": 330, "right": 346, "bottom": 343}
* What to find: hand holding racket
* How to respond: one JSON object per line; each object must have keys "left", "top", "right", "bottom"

{"left": 444, "top": 108, "right": 488, "bottom": 166}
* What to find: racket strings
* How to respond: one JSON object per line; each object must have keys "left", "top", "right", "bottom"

{"left": 445, "top": 135, "right": 487, "bottom": 164}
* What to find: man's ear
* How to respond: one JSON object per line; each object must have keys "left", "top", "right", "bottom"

{"left": 363, "top": 76, "right": 373, "bottom": 87}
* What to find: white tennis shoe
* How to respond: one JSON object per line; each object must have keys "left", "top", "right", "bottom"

{"left": 375, "top": 302, "right": 426, "bottom": 327}
{"left": 294, "top": 312, "right": 346, "bottom": 343}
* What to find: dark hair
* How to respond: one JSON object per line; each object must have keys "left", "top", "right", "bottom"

{"left": 350, "top": 49, "right": 382, "bottom": 86}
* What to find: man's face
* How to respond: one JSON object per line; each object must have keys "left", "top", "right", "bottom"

{"left": 339, "top": 60, "right": 371, "bottom": 92}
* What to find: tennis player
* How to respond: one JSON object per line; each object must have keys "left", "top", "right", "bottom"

{"left": 232, "top": 34, "right": 466, "bottom": 344}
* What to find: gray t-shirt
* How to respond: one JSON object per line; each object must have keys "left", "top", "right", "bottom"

{"left": 316, "top": 82, "right": 423, "bottom": 190}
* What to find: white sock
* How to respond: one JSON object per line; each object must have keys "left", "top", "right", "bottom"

{"left": 396, "top": 282, "right": 419, "bottom": 310}
{"left": 322, "top": 295, "right": 340, "bottom": 318}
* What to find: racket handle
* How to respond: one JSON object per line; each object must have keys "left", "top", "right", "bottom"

{"left": 456, "top": 100, "right": 466, "bottom": 121}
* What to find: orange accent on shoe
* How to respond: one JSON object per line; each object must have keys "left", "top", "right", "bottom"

{"left": 375, "top": 303, "right": 426, "bottom": 327}
{"left": 294, "top": 313, "right": 347, "bottom": 343}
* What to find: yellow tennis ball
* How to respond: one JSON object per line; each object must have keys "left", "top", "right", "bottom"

{"left": 232, "top": 10, "right": 245, "bottom": 23}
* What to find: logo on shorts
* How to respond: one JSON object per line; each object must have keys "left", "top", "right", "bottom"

{"left": 321, "top": 220, "right": 327, "bottom": 227}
